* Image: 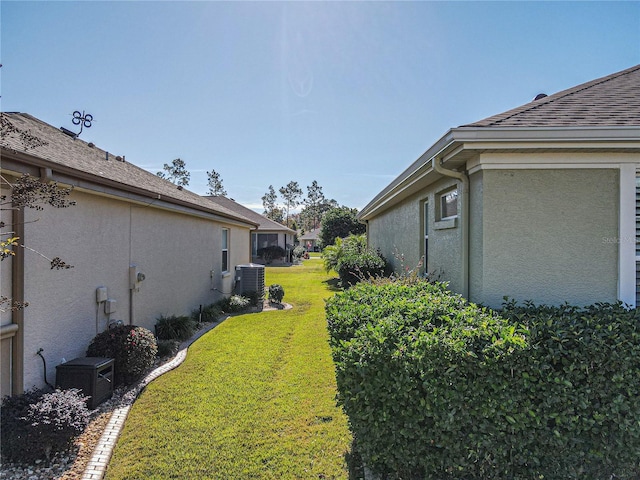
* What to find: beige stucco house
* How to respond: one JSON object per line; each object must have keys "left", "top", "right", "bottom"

{"left": 1, "top": 113, "right": 258, "bottom": 396}
{"left": 205, "top": 196, "right": 296, "bottom": 264}
{"left": 299, "top": 228, "right": 321, "bottom": 252}
{"left": 359, "top": 64, "right": 640, "bottom": 309}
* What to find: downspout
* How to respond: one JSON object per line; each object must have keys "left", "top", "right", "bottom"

{"left": 12, "top": 205, "right": 25, "bottom": 394}
{"left": 432, "top": 157, "right": 469, "bottom": 299}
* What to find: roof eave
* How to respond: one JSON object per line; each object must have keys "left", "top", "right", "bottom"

{"left": 358, "top": 125, "right": 640, "bottom": 220}
{"left": 1, "top": 146, "right": 259, "bottom": 228}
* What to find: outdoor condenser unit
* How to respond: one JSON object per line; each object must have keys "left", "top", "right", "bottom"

{"left": 235, "top": 263, "right": 265, "bottom": 297}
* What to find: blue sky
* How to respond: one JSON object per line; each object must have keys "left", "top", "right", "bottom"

{"left": 2, "top": 1, "right": 639, "bottom": 211}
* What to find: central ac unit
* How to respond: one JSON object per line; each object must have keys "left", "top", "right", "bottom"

{"left": 235, "top": 263, "right": 265, "bottom": 298}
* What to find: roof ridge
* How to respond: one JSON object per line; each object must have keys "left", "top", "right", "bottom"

{"left": 468, "top": 64, "right": 640, "bottom": 127}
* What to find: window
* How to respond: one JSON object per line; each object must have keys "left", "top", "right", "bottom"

{"left": 439, "top": 188, "right": 458, "bottom": 220}
{"left": 222, "top": 229, "right": 229, "bottom": 273}
{"left": 423, "top": 200, "right": 429, "bottom": 268}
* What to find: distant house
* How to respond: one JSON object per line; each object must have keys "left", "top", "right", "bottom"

{"left": 206, "top": 196, "right": 295, "bottom": 264}
{"left": 299, "top": 228, "right": 321, "bottom": 252}
{"left": 1, "top": 113, "right": 258, "bottom": 396}
{"left": 359, "top": 64, "right": 640, "bottom": 309}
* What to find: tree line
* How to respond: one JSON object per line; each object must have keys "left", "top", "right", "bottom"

{"left": 157, "top": 158, "right": 359, "bottom": 234}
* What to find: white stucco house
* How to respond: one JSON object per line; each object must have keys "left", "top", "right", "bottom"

{"left": 359, "top": 64, "right": 640, "bottom": 309}
{"left": 205, "top": 196, "right": 296, "bottom": 264}
{"left": 1, "top": 112, "right": 258, "bottom": 396}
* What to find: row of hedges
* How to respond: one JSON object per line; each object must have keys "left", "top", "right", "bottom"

{"left": 322, "top": 234, "right": 388, "bottom": 286}
{"left": 326, "top": 280, "right": 640, "bottom": 479}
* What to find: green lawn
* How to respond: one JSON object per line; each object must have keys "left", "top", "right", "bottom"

{"left": 105, "top": 258, "right": 351, "bottom": 479}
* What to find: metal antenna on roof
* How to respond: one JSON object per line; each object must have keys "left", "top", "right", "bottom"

{"left": 60, "top": 110, "right": 93, "bottom": 138}
{"left": 71, "top": 110, "right": 93, "bottom": 136}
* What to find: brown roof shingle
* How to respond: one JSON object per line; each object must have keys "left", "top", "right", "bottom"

{"left": 1, "top": 113, "right": 256, "bottom": 225}
{"left": 466, "top": 64, "right": 640, "bottom": 128}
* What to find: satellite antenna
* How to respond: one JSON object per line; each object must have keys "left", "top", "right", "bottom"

{"left": 61, "top": 110, "right": 93, "bottom": 138}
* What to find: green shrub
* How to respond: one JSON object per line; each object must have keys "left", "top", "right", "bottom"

{"left": 155, "top": 314, "right": 196, "bottom": 341}
{"left": 216, "top": 295, "right": 251, "bottom": 313}
{"left": 156, "top": 339, "right": 180, "bottom": 358}
{"left": 87, "top": 325, "right": 158, "bottom": 385}
{"left": 335, "top": 249, "right": 387, "bottom": 286}
{"left": 322, "top": 234, "right": 366, "bottom": 273}
{"left": 1, "top": 388, "right": 90, "bottom": 463}
{"left": 292, "top": 245, "right": 306, "bottom": 259}
{"left": 326, "top": 282, "right": 640, "bottom": 479}
{"left": 243, "top": 289, "right": 264, "bottom": 306}
{"left": 268, "top": 284, "right": 285, "bottom": 304}
{"left": 192, "top": 303, "right": 223, "bottom": 323}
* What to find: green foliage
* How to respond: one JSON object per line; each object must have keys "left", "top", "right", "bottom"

{"left": 336, "top": 249, "right": 387, "bottom": 287}
{"left": 326, "top": 282, "right": 640, "bottom": 479}
{"left": 292, "top": 245, "right": 306, "bottom": 260}
{"left": 155, "top": 314, "right": 196, "bottom": 341}
{"left": 1, "top": 388, "right": 90, "bottom": 463}
{"left": 322, "top": 234, "right": 366, "bottom": 273}
{"left": 192, "top": 303, "right": 224, "bottom": 323}
{"left": 156, "top": 158, "right": 190, "bottom": 186}
{"left": 318, "top": 206, "right": 365, "bottom": 248}
{"left": 268, "top": 284, "right": 285, "bottom": 303}
{"left": 156, "top": 339, "right": 180, "bottom": 358}
{"left": 257, "top": 245, "right": 286, "bottom": 263}
{"left": 87, "top": 325, "right": 158, "bottom": 385}
{"left": 216, "top": 295, "right": 251, "bottom": 313}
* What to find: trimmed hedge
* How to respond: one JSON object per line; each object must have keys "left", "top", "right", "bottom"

{"left": 326, "top": 281, "right": 640, "bottom": 479}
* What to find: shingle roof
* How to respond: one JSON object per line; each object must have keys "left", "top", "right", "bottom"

{"left": 205, "top": 195, "right": 295, "bottom": 234}
{"left": 0, "top": 113, "right": 257, "bottom": 226}
{"left": 466, "top": 64, "right": 640, "bottom": 128}
{"left": 299, "top": 228, "right": 320, "bottom": 241}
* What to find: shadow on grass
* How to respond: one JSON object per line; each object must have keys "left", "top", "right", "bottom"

{"left": 323, "top": 277, "right": 343, "bottom": 292}
{"left": 345, "top": 440, "right": 365, "bottom": 480}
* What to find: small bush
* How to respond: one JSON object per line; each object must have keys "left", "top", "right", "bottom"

{"left": 336, "top": 249, "right": 387, "bottom": 286}
{"left": 292, "top": 245, "right": 306, "bottom": 260}
{"left": 192, "top": 303, "right": 223, "bottom": 323}
{"left": 217, "top": 295, "right": 251, "bottom": 313}
{"left": 1, "top": 388, "right": 90, "bottom": 463}
{"left": 87, "top": 325, "right": 158, "bottom": 385}
{"left": 155, "top": 314, "right": 196, "bottom": 341}
{"left": 156, "top": 339, "right": 180, "bottom": 358}
{"left": 268, "top": 284, "right": 285, "bottom": 304}
{"left": 243, "top": 290, "right": 264, "bottom": 306}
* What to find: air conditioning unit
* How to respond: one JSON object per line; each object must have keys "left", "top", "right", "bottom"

{"left": 235, "top": 263, "right": 265, "bottom": 298}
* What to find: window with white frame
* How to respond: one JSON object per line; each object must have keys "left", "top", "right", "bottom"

{"left": 222, "top": 228, "right": 229, "bottom": 273}
{"left": 438, "top": 188, "right": 458, "bottom": 220}
{"left": 423, "top": 200, "right": 429, "bottom": 268}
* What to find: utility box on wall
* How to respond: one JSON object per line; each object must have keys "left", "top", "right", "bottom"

{"left": 56, "top": 357, "right": 114, "bottom": 409}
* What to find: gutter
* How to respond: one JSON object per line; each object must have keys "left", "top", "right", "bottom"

{"left": 432, "top": 157, "right": 469, "bottom": 299}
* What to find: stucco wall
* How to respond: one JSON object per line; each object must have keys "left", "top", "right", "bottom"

{"left": 367, "top": 177, "right": 463, "bottom": 293}
{"left": 480, "top": 168, "right": 619, "bottom": 307}
{"left": 468, "top": 170, "right": 484, "bottom": 303}
{"left": 19, "top": 190, "right": 251, "bottom": 390}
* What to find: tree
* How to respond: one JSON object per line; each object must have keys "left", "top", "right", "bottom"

{"left": 301, "top": 180, "right": 325, "bottom": 230}
{"left": 262, "top": 185, "right": 284, "bottom": 223}
{"left": 157, "top": 158, "right": 190, "bottom": 186}
{"left": 206, "top": 169, "right": 227, "bottom": 196}
{"left": 318, "top": 206, "right": 366, "bottom": 248}
{"left": 279, "top": 181, "right": 302, "bottom": 228}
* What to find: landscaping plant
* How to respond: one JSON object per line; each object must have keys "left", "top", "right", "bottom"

{"left": 1, "top": 388, "right": 90, "bottom": 464}
{"left": 326, "top": 280, "right": 640, "bottom": 479}
{"left": 268, "top": 283, "right": 285, "bottom": 304}
{"left": 155, "top": 314, "right": 196, "bottom": 341}
{"left": 86, "top": 325, "right": 157, "bottom": 385}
